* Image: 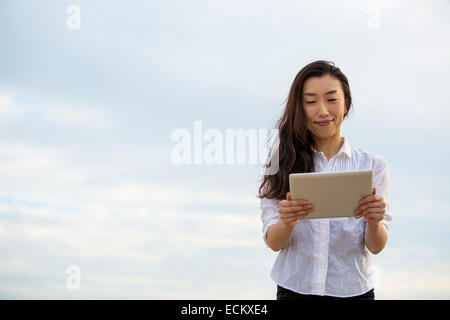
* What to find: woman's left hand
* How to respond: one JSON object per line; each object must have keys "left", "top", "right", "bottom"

{"left": 354, "top": 187, "right": 386, "bottom": 225}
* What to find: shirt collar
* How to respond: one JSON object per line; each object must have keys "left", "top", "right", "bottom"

{"left": 312, "top": 137, "right": 352, "bottom": 159}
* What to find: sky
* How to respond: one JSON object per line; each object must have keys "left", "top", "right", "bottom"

{"left": 0, "top": 0, "right": 449, "bottom": 299}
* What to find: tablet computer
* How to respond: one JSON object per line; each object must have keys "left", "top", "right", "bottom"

{"left": 289, "top": 170, "right": 373, "bottom": 219}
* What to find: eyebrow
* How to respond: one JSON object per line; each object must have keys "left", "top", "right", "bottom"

{"left": 303, "top": 90, "right": 338, "bottom": 97}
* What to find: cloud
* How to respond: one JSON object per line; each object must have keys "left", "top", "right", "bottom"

{"left": 0, "top": 92, "right": 24, "bottom": 124}
{"left": 40, "top": 103, "right": 112, "bottom": 130}
{"left": 0, "top": 98, "right": 449, "bottom": 298}
{"left": 0, "top": 139, "right": 87, "bottom": 184}
{"left": 0, "top": 0, "right": 449, "bottom": 299}
{"left": 0, "top": 90, "right": 113, "bottom": 136}
{"left": 0, "top": 135, "right": 265, "bottom": 298}
{"left": 372, "top": 245, "right": 450, "bottom": 299}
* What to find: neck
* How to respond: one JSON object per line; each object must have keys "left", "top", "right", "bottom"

{"left": 314, "top": 135, "right": 345, "bottom": 161}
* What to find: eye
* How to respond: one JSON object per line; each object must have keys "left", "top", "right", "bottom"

{"left": 328, "top": 99, "right": 337, "bottom": 102}
{"left": 305, "top": 101, "right": 315, "bottom": 104}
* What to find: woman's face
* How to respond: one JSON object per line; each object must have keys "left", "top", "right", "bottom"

{"left": 302, "top": 75, "right": 348, "bottom": 141}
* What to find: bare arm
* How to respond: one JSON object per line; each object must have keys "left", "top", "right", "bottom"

{"left": 355, "top": 187, "right": 388, "bottom": 254}
{"left": 266, "top": 192, "right": 314, "bottom": 252}
{"left": 266, "top": 220, "right": 297, "bottom": 252}
{"left": 365, "top": 222, "right": 388, "bottom": 254}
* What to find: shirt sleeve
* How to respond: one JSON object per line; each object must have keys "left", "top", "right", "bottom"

{"left": 260, "top": 197, "right": 281, "bottom": 248}
{"left": 372, "top": 155, "right": 393, "bottom": 231}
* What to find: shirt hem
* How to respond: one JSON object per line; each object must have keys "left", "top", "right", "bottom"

{"left": 273, "top": 275, "right": 374, "bottom": 298}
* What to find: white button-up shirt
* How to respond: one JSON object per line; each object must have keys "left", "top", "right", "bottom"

{"left": 260, "top": 137, "right": 392, "bottom": 297}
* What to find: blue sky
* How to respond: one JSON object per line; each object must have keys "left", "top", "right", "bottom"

{"left": 0, "top": 0, "right": 449, "bottom": 299}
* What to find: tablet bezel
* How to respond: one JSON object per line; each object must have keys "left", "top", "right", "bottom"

{"left": 288, "top": 170, "right": 373, "bottom": 219}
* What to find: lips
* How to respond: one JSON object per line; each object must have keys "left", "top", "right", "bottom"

{"left": 315, "top": 119, "right": 334, "bottom": 126}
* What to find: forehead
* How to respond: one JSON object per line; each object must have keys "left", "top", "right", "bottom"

{"left": 302, "top": 75, "right": 342, "bottom": 95}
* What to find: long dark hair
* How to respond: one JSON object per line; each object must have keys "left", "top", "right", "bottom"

{"left": 258, "top": 60, "right": 353, "bottom": 200}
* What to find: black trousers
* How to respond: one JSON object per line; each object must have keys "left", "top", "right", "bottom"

{"left": 277, "top": 285, "right": 375, "bottom": 300}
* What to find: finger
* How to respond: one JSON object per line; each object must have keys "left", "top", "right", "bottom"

{"left": 285, "top": 192, "right": 309, "bottom": 206}
{"left": 280, "top": 199, "right": 310, "bottom": 207}
{"left": 280, "top": 206, "right": 314, "bottom": 216}
{"left": 281, "top": 207, "right": 315, "bottom": 217}
{"left": 281, "top": 208, "right": 314, "bottom": 216}
{"left": 357, "top": 207, "right": 385, "bottom": 217}
{"left": 279, "top": 208, "right": 314, "bottom": 216}
{"left": 359, "top": 208, "right": 386, "bottom": 217}
{"left": 283, "top": 211, "right": 312, "bottom": 224}
{"left": 355, "top": 207, "right": 385, "bottom": 219}
{"left": 280, "top": 199, "right": 296, "bottom": 207}
{"left": 355, "top": 201, "right": 385, "bottom": 215}
{"left": 299, "top": 211, "right": 312, "bottom": 218}
{"left": 358, "top": 193, "right": 373, "bottom": 205}
{"left": 283, "top": 216, "right": 304, "bottom": 225}
{"left": 285, "top": 193, "right": 310, "bottom": 207}
{"left": 358, "top": 188, "right": 378, "bottom": 205}
{"left": 359, "top": 194, "right": 384, "bottom": 206}
{"left": 359, "top": 201, "right": 385, "bottom": 210}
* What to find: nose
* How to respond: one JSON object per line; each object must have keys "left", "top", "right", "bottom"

{"left": 317, "top": 101, "right": 329, "bottom": 117}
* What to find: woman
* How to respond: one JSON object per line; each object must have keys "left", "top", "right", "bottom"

{"left": 258, "top": 60, "right": 392, "bottom": 300}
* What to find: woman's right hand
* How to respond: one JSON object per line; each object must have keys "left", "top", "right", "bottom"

{"left": 278, "top": 192, "right": 315, "bottom": 228}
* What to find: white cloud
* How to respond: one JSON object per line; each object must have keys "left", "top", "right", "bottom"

{"left": 0, "top": 137, "right": 265, "bottom": 298}
{"left": 0, "top": 0, "right": 449, "bottom": 299}
{"left": 0, "top": 121, "right": 449, "bottom": 298}
{"left": 372, "top": 245, "right": 450, "bottom": 299}
{"left": 0, "top": 92, "right": 23, "bottom": 124}
{"left": 39, "top": 103, "right": 112, "bottom": 130}
{"left": 0, "top": 91, "right": 113, "bottom": 131}
{"left": 0, "top": 140, "right": 87, "bottom": 185}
